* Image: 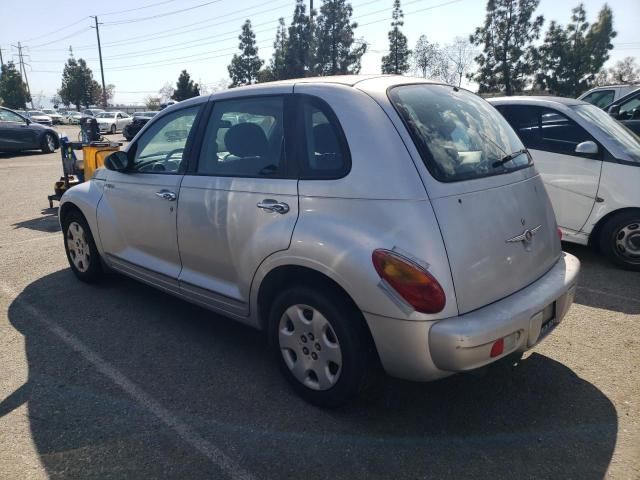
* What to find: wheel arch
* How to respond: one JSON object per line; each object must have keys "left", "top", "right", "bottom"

{"left": 588, "top": 207, "right": 640, "bottom": 248}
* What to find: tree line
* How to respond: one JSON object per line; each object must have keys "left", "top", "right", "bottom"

{"left": 0, "top": 0, "right": 638, "bottom": 111}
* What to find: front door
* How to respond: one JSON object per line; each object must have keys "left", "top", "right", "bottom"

{"left": 498, "top": 105, "right": 603, "bottom": 233}
{"left": 0, "top": 109, "right": 38, "bottom": 150}
{"left": 97, "top": 105, "right": 202, "bottom": 285}
{"left": 177, "top": 92, "right": 298, "bottom": 315}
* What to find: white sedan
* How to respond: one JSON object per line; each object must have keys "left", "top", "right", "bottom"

{"left": 95, "top": 111, "right": 132, "bottom": 134}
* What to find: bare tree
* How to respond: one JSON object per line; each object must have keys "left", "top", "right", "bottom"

{"left": 412, "top": 35, "right": 440, "bottom": 78}
{"left": 158, "top": 82, "right": 174, "bottom": 102}
{"left": 443, "top": 37, "right": 475, "bottom": 87}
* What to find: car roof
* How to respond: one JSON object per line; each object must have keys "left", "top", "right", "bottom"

{"left": 487, "top": 96, "right": 588, "bottom": 107}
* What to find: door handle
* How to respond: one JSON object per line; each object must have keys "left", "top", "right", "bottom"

{"left": 155, "top": 190, "right": 177, "bottom": 201}
{"left": 257, "top": 199, "right": 290, "bottom": 214}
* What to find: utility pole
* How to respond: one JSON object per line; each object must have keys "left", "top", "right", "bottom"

{"left": 91, "top": 16, "right": 107, "bottom": 108}
{"left": 0, "top": 46, "right": 4, "bottom": 66}
{"left": 15, "top": 42, "right": 33, "bottom": 108}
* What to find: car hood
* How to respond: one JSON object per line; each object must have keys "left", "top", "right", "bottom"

{"left": 95, "top": 117, "right": 116, "bottom": 123}
{"left": 30, "top": 115, "right": 51, "bottom": 121}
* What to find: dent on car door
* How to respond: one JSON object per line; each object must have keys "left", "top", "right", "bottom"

{"left": 96, "top": 105, "right": 203, "bottom": 286}
{"left": 500, "top": 105, "right": 602, "bottom": 232}
{"left": 177, "top": 93, "right": 298, "bottom": 316}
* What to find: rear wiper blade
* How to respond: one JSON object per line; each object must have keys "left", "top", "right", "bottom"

{"left": 492, "top": 149, "right": 528, "bottom": 168}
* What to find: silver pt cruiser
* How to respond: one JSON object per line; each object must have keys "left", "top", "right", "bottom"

{"left": 60, "top": 75, "right": 580, "bottom": 407}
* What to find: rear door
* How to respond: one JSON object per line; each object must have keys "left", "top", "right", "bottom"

{"left": 499, "top": 105, "right": 602, "bottom": 233}
{"left": 97, "top": 104, "right": 202, "bottom": 285}
{"left": 177, "top": 91, "right": 298, "bottom": 315}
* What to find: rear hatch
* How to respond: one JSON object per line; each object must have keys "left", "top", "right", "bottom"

{"left": 389, "top": 84, "right": 561, "bottom": 314}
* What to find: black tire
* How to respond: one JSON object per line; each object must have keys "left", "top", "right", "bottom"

{"left": 41, "top": 132, "right": 56, "bottom": 153}
{"left": 598, "top": 210, "right": 640, "bottom": 271}
{"left": 62, "top": 210, "right": 103, "bottom": 282}
{"left": 110, "top": 124, "right": 116, "bottom": 135}
{"left": 269, "top": 285, "right": 375, "bottom": 408}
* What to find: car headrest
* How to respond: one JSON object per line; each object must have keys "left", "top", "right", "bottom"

{"left": 224, "top": 123, "right": 268, "bottom": 157}
{"left": 313, "top": 123, "right": 340, "bottom": 154}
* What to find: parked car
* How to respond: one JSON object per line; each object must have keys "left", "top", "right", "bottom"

{"left": 41, "top": 108, "right": 64, "bottom": 125}
{"left": 64, "top": 111, "right": 83, "bottom": 125}
{"left": 490, "top": 96, "right": 640, "bottom": 270}
{"left": 603, "top": 88, "right": 640, "bottom": 135}
{"left": 82, "top": 108, "right": 105, "bottom": 117}
{"left": 122, "top": 111, "right": 157, "bottom": 141}
{"left": 0, "top": 107, "right": 59, "bottom": 153}
{"left": 25, "top": 110, "right": 53, "bottom": 126}
{"left": 578, "top": 84, "right": 640, "bottom": 109}
{"left": 95, "top": 111, "right": 132, "bottom": 134}
{"left": 59, "top": 76, "right": 580, "bottom": 406}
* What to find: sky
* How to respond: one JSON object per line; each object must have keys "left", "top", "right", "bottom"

{"left": 1, "top": 0, "right": 638, "bottom": 107}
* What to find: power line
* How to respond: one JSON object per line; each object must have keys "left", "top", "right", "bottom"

{"left": 97, "top": 0, "right": 179, "bottom": 16}
{"left": 102, "top": 0, "right": 224, "bottom": 26}
{"left": 29, "top": 27, "right": 94, "bottom": 49}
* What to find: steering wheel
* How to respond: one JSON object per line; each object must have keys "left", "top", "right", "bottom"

{"left": 135, "top": 148, "right": 185, "bottom": 172}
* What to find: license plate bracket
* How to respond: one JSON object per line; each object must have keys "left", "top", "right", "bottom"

{"left": 538, "top": 302, "right": 558, "bottom": 340}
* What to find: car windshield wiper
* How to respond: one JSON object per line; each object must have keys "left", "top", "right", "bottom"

{"left": 492, "top": 149, "right": 528, "bottom": 168}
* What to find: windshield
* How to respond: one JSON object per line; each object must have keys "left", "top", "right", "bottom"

{"left": 29, "top": 111, "right": 45, "bottom": 116}
{"left": 42, "top": 109, "right": 55, "bottom": 114}
{"left": 96, "top": 113, "right": 116, "bottom": 118}
{"left": 571, "top": 104, "right": 640, "bottom": 163}
{"left": 389, "top": 84, "right": 529, "bottom": 182}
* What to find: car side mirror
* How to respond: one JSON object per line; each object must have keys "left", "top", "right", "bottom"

{"left": 104, "top": 151, "right": 130, "bottom": 172}
{"left": 575, "top": 141, "right": 599, "bottom": 156}
{"left": 607, "top": 104, "right": 620, "bottom": 117}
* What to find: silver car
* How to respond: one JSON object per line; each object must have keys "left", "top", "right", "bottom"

{"left": 59, "top": 76, "right": 580, "bottom": 407}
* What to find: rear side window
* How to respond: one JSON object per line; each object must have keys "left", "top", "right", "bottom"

{"left": 389, "top": 84, "right": 528, "bottom": 182}
{"left": 197, "top": 96, "right": 286, "bottom": 178}
{"left": 581, "top": 90, "right": 615, "bottom": 108}
{"left": 299, "top": 96, "right": 350, "bottom": 179}
{"left": 619, "top": 95, "right": 640, "bottom": 120}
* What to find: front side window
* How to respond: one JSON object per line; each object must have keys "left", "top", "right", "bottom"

{"left": 0, "top": 109, "right": 25, "bottom": 123}
{"left": 300, "top": 96, "right": 350, "bottom": 179}
{"left": 197, "top": 96, "right": 285, "bottom": 177}
{"left": 618, "top": 96, "right": 640, "bottom": 120}
{"left": 571, "top": 104, "right": 640, "bottom": 164}
{"left": 581, "top": 90, "right": 615, "bottom": 108}
{"left": 132, "top": 105, "right": 200, "bottom": 174}
{"left": 389, "top": 84, "right": 528, "bottom": 182}
{"left": 537, "top": 107, "right": 596, "bottom": 156}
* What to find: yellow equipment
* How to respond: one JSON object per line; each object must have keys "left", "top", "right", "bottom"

{"left": 82, "top": 143, "right": 120, "bottom": 179}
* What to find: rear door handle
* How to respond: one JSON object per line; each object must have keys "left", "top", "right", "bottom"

{"left": 155, "top": 190, "right": 177, "bottom": 201}
{"left": 257, "top": 199, "right": 290, "bottom": 214}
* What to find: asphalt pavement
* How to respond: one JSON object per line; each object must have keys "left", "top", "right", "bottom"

{"left": 0, "top": 126, "right": 638, "bottom": 479}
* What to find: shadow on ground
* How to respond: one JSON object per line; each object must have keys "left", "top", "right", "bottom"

{"left": 11, "top": 209, "right": 60, "bottom": 233}
{"left": 2, "top": 269, "right": 617, "bottom": 479}
{"left": 564, "top": 242, "right": 640, "bottom": 314}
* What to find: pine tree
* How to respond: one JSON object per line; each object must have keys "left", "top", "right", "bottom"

{"left": 58, "top": 57, "right": 100, "bottom": 110}
{"left": 535, "top": 4, "right": 616, "bottom": 96}
{"left": 0, "top": 62, "right": 31, "bottom": 109}
{"left": 381, "top": 0, "right": 410, "bottom": 74}
{"left": 284, "top": 0, "right": 314, "bottom": 78}
{"left": 228, "top": 20, "right": 264, "bottom": 87}
{"left": 171, "top": 70, "right": 200, "bottom": 101}
{"left": 314, "top": 0, "right": 367, "bottom": 75}
{"left": 268, "top": 18, "right": 289, "bottom": 81}
{"left": 469, "top": 0, "right": 544, "bottom": 95}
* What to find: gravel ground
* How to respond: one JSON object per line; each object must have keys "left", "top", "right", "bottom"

{"left": 0, "top": 129, "right": 638, "bottom": 479}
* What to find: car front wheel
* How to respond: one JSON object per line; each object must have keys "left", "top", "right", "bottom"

{"left": 110, "top": 124, "right": 116, "bottom": 134}
{"left": 41, "top": 133, "right": 56, "bottom": 153}
{"left": 269, "top": 285, "right": 375, "bottom": 407}
{"left": 62, "top": 210, "right": 103, "bottom": 282}
{"left": 599, "top": 210, "right": 640, "bottom": 271}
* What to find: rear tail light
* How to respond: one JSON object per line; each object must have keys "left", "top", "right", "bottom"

{"left": 372, "top": 249, "right": 446, "bottom": 314}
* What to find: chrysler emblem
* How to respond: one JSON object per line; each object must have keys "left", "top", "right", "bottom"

{"left": 506, "top": 225, "right": 542, "bottom": 244}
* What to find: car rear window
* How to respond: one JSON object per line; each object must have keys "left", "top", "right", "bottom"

{"left": 389, "top": 84, "right": 529, "bottom": 182}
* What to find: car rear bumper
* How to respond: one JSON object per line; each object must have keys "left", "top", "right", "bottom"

{"left": 363, "top": 252, "right": 580, "bottom": 381}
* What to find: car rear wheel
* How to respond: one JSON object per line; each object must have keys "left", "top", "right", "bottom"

{"left": 41, "top": 133, "right": 56, "bottom": 153}
{"left": 110, "top": 124, "right": 116, "bottom": 134}
{"left": 269, "top": 285, "right": 374, "bottom": 407}
{"left": 62, "top": 210, "right": 103, "bottom": 282}
{"left": 599, "top": 210, "right": 640, "bottom": 271}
